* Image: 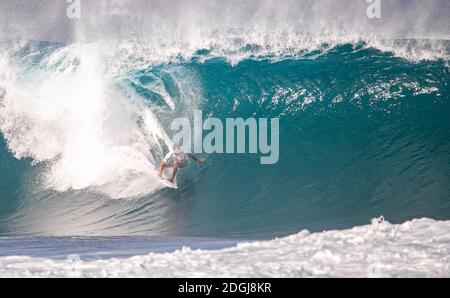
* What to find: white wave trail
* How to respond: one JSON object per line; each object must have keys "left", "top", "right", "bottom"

{"left": 1, "top": 218, "right": 449, "bottom": 278}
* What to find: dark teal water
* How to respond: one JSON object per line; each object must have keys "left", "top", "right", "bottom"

{"left": 0, "top": 42, "right": 449, "bottom": 238}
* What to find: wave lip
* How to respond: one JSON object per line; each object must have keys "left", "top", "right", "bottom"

{"left": 0, "top": 218, "right": 449, "bottom": 278}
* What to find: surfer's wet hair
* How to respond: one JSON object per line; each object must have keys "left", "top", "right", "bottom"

{"left": 173, "top": 144, "right": 182, "bottom": 151}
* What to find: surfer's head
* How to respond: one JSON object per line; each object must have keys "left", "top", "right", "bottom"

{"left": 173, "top": 144, "right": 183, "bottom": 155}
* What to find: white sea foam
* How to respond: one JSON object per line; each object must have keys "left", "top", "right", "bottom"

{"left": 0, "top": 218, "right": 449, "bottom": 278}
{"left": 97, "top": 34, "right": 449, "bottom": 74}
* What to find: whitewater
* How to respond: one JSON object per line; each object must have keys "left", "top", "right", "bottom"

{"left": 1, "top": 218, "right": 449, "bottom": 278}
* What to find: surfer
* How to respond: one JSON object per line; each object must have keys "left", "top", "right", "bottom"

{"left": 158, "top": 144, "right": 204, "bottom": 183}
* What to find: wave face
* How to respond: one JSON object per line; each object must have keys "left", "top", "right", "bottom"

{"left": 0, "top": 36, "right": 449, "bottom": 237}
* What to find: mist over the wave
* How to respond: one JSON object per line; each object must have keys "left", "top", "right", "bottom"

{"left": 1, "top": 0, "right": 449, "bottom": 43}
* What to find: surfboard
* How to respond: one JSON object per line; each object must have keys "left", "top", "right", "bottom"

{"left": 159, "top": 174, "right": 178, "bottom": 189}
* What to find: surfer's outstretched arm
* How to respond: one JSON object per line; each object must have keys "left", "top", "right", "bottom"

{"left": 188, "top": 154, "right": 204, "bottom": 164}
